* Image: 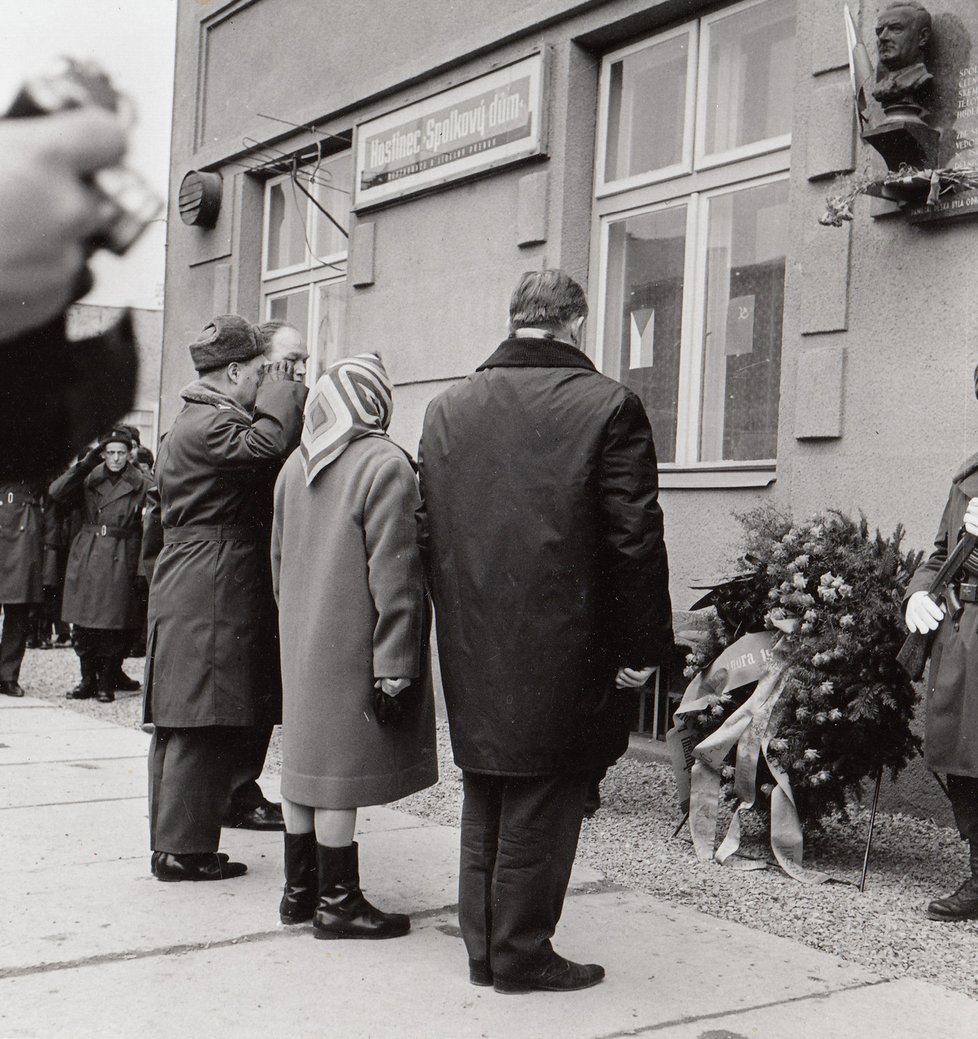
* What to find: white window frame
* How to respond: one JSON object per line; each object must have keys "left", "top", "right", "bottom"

{"left": 594, "top": 20, "right": 698, "bottom": 197}
{"left": 260, "top": 152, "right": 351, "bottom": 384}
{"left": 591, "top": 1, "right": 794, "bottom": 487}
{"left": 694, "top": 0, "right": 794, "bottom": 171}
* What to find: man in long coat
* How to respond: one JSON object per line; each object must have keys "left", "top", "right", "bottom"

{"left": 143, "top": 315, "right": 306, "bottom": 883}
{"left": 0, "top": 478, "right": 47, "bottom": 696}
{"left": 906, "top": 394, "right": 978, "bottom": 919}
{"left": 49, "top": 429, "right": 151, "bottom": 703}
{"left": 419, "top": 269, "right": 672, "bottom": 993}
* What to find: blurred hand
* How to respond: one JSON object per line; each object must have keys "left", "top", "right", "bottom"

{"left": 905, "top": 590, "right": 945, "bottom": 634}
{"left": 964, "top": 498, "right": 978, "bottom": 537}
{"left": 0, "top": 109, "right": 126, "bottom": 341}
{"left": 615, "top": 666, "right": 655, "bottom": 690}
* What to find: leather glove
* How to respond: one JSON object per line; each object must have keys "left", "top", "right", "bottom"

{"left": 259, "top": 359, "right": 296, "bottom": 385}
{"left": 80, "top": 444, "right": 103, "bottom": 470}
{"left": 371, "top": 678, "right": 416, "bottom": 727}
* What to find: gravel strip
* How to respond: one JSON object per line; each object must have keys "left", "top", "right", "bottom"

{"left": 15, "top": 646, "right": 978, "bottom": 1001}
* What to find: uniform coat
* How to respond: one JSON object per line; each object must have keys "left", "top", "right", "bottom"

{"left": 271, "top": 436, "right": 438, "bottom": 808}
{"left": 419, "top": 336, "right": 673, "bottom": 777}
{"left": 0, "top": 480, "right": 46, "bottom": 603}
{"left": 907, "top": 455, "right": 978, "bottom": 776}
{"left": 49, "top": 462, "right": 151, "bottom": 629}
{"left": 143, "top": 377, "right": 305, "bottom": 728}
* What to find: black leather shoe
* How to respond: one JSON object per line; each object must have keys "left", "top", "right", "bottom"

{"left": 493, "top": 954, "right": 605, "bottom": 994}
{"left": 153, "top": 851, "right": 231, "bottom": 876}
{"left": 154, "top": 852, "right": 247, "bottom": 882}
{"left": 927, "top": 876, "right": 978, "bottom": 920}
{"left": 107, "top": 670, "right": 141, "bottom": 692}
{"left": 66, "top": 679, "right": 97, "bottom": 700}
{"left": 96, "top": 689, "right": 115, "bottom": 703}
{"left": 469, "top": 959, "right": 494, "bottom": 987}
{"left": 225, "top": 801, "right": 285, "bottom": 831}
{"left": 0, "top": 680, "right": 25, "bottom": 697}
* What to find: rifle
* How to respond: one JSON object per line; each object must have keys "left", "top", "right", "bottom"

{"left": 896, "top": 531, "right": 978, "bottom": 680}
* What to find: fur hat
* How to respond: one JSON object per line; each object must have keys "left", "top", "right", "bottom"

{"left": 189, "top": 314, "right": 265, "bottom": 373}
{"left": 98, "top": 427, "right": 133, "bottom": 450}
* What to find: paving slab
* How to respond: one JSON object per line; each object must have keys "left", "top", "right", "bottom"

{"left": 0, "top": 891, "right": 899, "bottom": 1039}
{"left": 0, "top": 726, "right": 149, "bottom": 763}
{"left": 0, "top": 757, "right": 147, "bottom": 808}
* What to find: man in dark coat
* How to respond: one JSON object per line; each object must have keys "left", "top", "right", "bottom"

{"left": 419, "top": 269, "right": 672, "bottom": 993}
{"left": 49, "top": 429, "right": 151, "bottom": 703}
{"left": 906, "top": 374, "right": 978, "bottom": 919}
{"left": 143, "top": 314, "right": 306, "bottom": 883}
{"left": 0, "top": 478, "right": 47, "bottom": 696}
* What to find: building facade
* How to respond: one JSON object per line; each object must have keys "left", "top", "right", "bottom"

{"left": 163, "top": 0, "right": 978, "bottom": 641}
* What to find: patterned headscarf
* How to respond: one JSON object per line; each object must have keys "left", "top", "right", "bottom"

{"left": 300, "top": 353, "right": 393, "bottom": 486}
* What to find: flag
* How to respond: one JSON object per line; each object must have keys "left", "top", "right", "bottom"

{"left": 844, "top": 5, "right": 874, "bottom": 129}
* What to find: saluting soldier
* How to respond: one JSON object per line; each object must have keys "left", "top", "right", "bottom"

{"left": 49, "top": 428, "right": 151, "bottom": 703}
{"left": 0, "top": 478, "right": 47, "bottom": 696}
{"left": 143, "top": 315, "right": 306, "bottom": 883}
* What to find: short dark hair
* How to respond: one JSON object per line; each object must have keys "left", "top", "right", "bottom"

{"left": 509, "top": 269, "right": 588, "bottom": 334}
{"left": 258, "top": 321, "right": 299, "bottom": 347}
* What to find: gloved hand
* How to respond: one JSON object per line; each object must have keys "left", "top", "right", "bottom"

{"left": 80, "top": 444, "right": 104, "bottom": 470}
{"left": 371, "top": 677, "right": 414, "bottom": 726}
{"left": 259, "top": 359, "right": 296, "bottom": 385}
{"left": 905, "top": 590, "right": 945, "bottom": 634}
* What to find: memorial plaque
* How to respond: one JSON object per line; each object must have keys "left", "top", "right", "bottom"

{"left": 902, "top": 2, "right": 978, "bottom": 224}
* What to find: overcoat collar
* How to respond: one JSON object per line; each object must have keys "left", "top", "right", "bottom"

{"left": 87, "top": 463, "right": 143, "bottom": 507}
{"left": 954, "top": 451, "right": 978, "bottom": 485}
{"left": 180, "top": 380, "right": 253, "bottom": 421}
{"left": 476, "top": 336, "right": 597, "bottom": 373}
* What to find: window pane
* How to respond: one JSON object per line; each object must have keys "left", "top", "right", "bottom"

{"left": 314, "top": 280, "right": 348, "bottom": 382}
{"left": 603, "top": 206, "right": 687, "bottom": 463}
{"left": 268, "top": 288, "right": 310, "bottom": 342}
{"left": 266, "top": 180, "right": 307, "bottom": 271}
{"left": 604, "top": 31, "right": 690, "bottom": 182}
{"left": 313, "top": 152, "right": 352, "bottom": 263}
{"left": 703, "top": 0, "right": 796, "bottom": 156}
{"left": 698, "top": 179, "right": 788, "bottom": 462}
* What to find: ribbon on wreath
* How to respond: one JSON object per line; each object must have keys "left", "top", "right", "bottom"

{"left": 667, "top": 631, "right": 829, "bottom": 885}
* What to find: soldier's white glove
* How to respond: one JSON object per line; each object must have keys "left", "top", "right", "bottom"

{"left": 905, "top": 591, "right": 945, "bottom": 634}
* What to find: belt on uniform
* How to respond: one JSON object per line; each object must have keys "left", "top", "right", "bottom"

{"left": 956, "top": 582, "right": 978, "bottom": 604}
{"left": 0, "top": 492, "right": 40, "bottom": 507}
{"left": 83, "top": 523, "right": 131, "bottom": 539}
{"left": 163, "top": 524, "right": 263, "bottom": 544}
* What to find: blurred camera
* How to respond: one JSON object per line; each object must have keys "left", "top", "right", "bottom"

{"left": 5, "top": 57, "right": 162, "bottom": 254}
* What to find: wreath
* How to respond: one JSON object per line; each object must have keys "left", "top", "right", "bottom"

{"left": 677, "top": 506, "right": 922, "bottom": 835}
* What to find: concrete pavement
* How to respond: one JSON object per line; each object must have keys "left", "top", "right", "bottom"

{"left": 2, "top": 696, "right": 977, "bottom": 1039}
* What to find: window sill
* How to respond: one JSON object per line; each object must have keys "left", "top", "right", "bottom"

{"left": 659, "top": 466, "right": 776, "bottom": 490}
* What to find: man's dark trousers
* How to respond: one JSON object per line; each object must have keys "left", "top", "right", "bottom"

{"left": 947, "top": 774, "right": 978, "bottom": 842}
{"left": 458, "top": 770, "right": 590, "bottom": 979}
{"left": 0, "top": 603, "right": 31, "bottom": 682}
{"left": 149, "top": 726, "right": 237, "bottom": 852}
{"left": 225, "top": 724, "right": 274, "bottom": 816}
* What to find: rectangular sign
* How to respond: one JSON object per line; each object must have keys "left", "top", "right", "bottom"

{"left": 353, "top": 53, "right": 547, "bottom": 209}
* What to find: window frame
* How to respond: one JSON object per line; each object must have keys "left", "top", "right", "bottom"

{"left": 260, "top": 151, "right": 352, "bottom": 385}
{"left": 591, "top": 1, "right": 794, "bottom": 487}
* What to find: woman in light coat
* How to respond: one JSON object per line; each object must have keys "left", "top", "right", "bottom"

{"left": 271, "top": 353, "right": 437, "bottom": 940}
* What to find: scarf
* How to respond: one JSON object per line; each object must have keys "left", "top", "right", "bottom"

{"left": 300, "top": 353, "right": 393, "bottom": 486}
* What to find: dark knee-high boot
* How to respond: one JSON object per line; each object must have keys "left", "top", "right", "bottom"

{"left": 312, "top": 841, "right": 410, "bottom": 940}
{"left": 927, "top": 839, "right": 978, "bottom": 920}
{"left": 280, "top": 831, "right": 318, "bottom": 925}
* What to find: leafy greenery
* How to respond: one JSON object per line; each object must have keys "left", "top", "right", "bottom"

{"left": 683, "top": 506, "right": 923, "bottom": 828}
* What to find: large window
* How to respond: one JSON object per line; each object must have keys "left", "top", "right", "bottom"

{"left": 261, "top": 149, "right": 352, "bottom": 383}
{"left": 594, "top": 0, "right": 795, "bottom": 479}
